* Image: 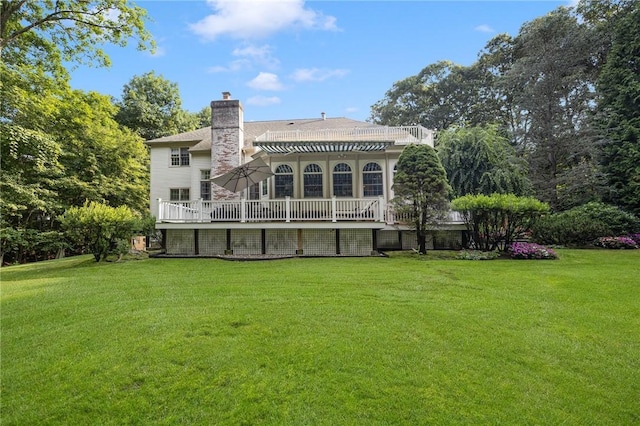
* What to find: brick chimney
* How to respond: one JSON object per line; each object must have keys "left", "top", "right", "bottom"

{"left": 211, "top": 92, "right": 244, "bottom": 200}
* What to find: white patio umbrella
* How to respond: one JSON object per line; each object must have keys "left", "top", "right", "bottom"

{"left": 210, "top": 157, "right": 274, "bottom": 193}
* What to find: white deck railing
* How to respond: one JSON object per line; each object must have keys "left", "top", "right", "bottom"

{"left": 157, "top": 197, "right": 465, "bottom": 225}
{"left": 158, "top": 197, "right": 385, "bottom": 223}
{"left": 255, "top": 126, "right": 433, "bottom": 145}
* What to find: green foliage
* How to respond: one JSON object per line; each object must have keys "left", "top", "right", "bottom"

{"left": 0, "top": 0, "right": 154, "bottom": 69}
{"left": 0, "top": 228, "right": 66, "bottom": 264}
{"left": 60, "top": 201, "right": 142, "bottom": 262}
{"left": 437, "top": 125, "right": 530, "bottom": 197}
{"left": 594, "top": 236, "right": 638, "bottom": 250}
{"left": 369, "top": 60, "right": 504, "bottom": 131}
{"left": 531, "top": 202, "right": 640, "bottom": 246}
{"left": 596, "top": 4, "right": 640, "bottom": 216}
{"left": 114, "top": 71, "right": 199, "bottom": 140}
{"left": 451, "top": 193, "right": 550, "bottom": 251}
{"left": 504, "top": 8, "right": 604, "bottom": 209}
{"left": 393, "top": 144, "right": 451, "bottom": 253}
{"left": 456, "top": 249, "right": 500, "bottom": 260}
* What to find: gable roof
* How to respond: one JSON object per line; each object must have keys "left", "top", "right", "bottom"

{"left": 145, "top": 117, "right": 380, "bottom": 153}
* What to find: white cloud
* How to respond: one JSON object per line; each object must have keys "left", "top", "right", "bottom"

{"left": 474, "top": 24, "right": 495, "bottom": 33}
{"left": 247, "top": 72, "right": 284, "bottom": 91}
{"left": 189, "top": 0, "right": 338, "bottom": 40}
{"left": 345, "top": 107, "right": 358, "bottom": 113}
{"left": 246, "top": 95, "right": 281, "bottom": 106}
{"left": 291, "top": 68, "right": 349, "bottom": 82}
{"left": 207, "top": 59, "right": 250, "bottom": 73}
{"left": 233, "top": 44, "right": 279, "bottom": 69}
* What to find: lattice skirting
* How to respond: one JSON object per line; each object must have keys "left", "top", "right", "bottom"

{"left": 165, "top": 228, "right": 463, "bottom": 256}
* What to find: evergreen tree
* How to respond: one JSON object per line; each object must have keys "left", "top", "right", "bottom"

{"left": 393, "top": 144, "right": 451, "bottom": 254}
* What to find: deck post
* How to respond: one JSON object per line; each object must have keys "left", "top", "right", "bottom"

{"left": 157, "top": 198, "right": 163, "bottom": 221}
{"left": 285, "top": 196, "right": 291, "bottom": 223}
{"left": 198, "top": 198, "right": 203, "bottom": 222}
{"left": 240, "top": 197, "right": 246, "bottom": 223}
{"left": 378, "top": 196, "right": 385, "bottom": 222}
{"left": 331, "top": 196, "right": 337, "bottom": 223}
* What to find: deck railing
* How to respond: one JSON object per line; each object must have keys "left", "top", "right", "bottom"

{"left": 255, "top": 126, "right": 433, "bottom": 145}
{"left": 158, "top": 197, "right": 385, "bottom": 223}
{"left": 157, "top": 197, "right": 465, "bottom": 225}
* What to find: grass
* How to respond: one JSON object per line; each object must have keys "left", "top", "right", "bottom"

{"left": 2, "top": 250, "right": 639, "bottom": 425}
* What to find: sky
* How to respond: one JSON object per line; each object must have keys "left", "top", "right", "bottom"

{"left": 69, "top": 0, "right": 574, "bottom": 123}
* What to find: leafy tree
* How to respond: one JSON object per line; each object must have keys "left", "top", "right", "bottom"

{"left": 0, "top": 0, "right": 153, "bottom": 68}
{"left": 60, "top": 201, "right": 142, "bottom": 262}
{"left": 0, "top": 0, "right": 154, "bottom": 264}
{"left": 451, "top": 194, "right": 550, "bottom": 252}
{"left": 503, "top": 8, "right": 604, "bottom": 209}
{"left": 114, "top": 71, "right": 199, "bottom": 140}
{"left": 53, "top": 89, "right": 150, "bottom": 213}
{"left": 393, "top": 144, "right": 451, "bottom": 254}
{"left": 595, "top": 4, "right": 640, "bottom": 216}
{"left": 194, "top": 105, "right": 212, "bottom": 128}
{"left": 370, "top": 61, "right": 468, "bottom": 130}
{"left": 437, "top": 125, "right": 530, "bottom": 197}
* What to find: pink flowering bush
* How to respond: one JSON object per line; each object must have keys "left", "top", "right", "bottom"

{"left": 626, "top": 234, "right": 640, "bottom": 245}
{"left": 508, "top": 242, "right": 558, "bottom": 259}
{"left": 594, "top": 236, "right": 638, "bottom": 249}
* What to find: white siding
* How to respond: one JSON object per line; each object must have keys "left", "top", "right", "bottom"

{"left": 149, "top": 144, "right": 203, "bottom": 218}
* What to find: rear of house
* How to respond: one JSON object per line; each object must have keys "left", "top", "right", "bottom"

{"left": 146, "top": 93, "right": 465, "bottom": 256}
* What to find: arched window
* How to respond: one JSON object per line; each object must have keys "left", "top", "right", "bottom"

{"left": 363, "top": 162, "right": 383, "bottom": 196}
{"left": 274, "top": 164, "right": 294, "bottom": 198}
{"left": 304, "top": 164, "right": 323, "bottom": 197}
{"left": 333, "top": 163, "right": 352, "bottom": 197}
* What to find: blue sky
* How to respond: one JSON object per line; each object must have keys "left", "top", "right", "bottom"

{"left": 69, "top": 0, "right": 572, "bottom": 123}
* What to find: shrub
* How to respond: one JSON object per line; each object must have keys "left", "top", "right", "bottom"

{"left": 508, "top": 242, "right": 558, "bottom": 260}
{"left": 456, "top": 250, "right": 500, "bottom": 260}
{"left": 594, "top": 236, "right": 638, "bottom": 249}
{"left": 531, "top": 202, "right": 640, "bottom": 246}
{"left": 627, "top": 233, "right": 640, "bottom": 245}
{"left": 451, "top": 193, "right": 550, "bottom": 252}
{"left": 61, "top": 201, "right": 143, "bottom": 262}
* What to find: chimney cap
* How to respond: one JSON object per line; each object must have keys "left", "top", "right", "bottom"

{"left": 222, "top": 91, "right": 231, "bottom": 100}
{"left": 321, "top": 112, "right": 326, "bottom": 120}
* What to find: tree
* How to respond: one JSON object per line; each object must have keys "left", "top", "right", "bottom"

{"left": 0, "top": 0, "right": 153, "bottom": 67}
{"left": 393, "top": 144, "right": 451, "bottom": 254}
{"left": 194, "top": 105, "right": 212, "bottom": 128}
{"left": 114, "top": 71, "right": 199, "bottom": 140}
{"left": 60, "top": 201, "right": 143, "bottom": 262}
{"left": 0, "top": 0, "right": 154, "bottom": 264}
{"left": 437, "top": 125, "right": 530, "bottom": 197}
{"left": 52, "top": 89, "right": 150, "bottom": 213}
{"left": 370, "top": 61, "right": 469, "bottom": 130}
{"left": 503, "top": 8, "right": 604, "bottom": 209}
{"left": 595, "top": 4, "right": 640, "bottom": 215}
{"left": 451, "top": 194, "right": 550, "bottom": 252}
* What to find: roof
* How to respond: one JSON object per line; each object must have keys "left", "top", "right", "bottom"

{"left": 145, "top": 117, "right": 380, "bottom": 152}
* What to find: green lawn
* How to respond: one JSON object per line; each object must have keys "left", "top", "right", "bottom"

{"left": 2, "top": 250, "right": 639, "bottom": 425}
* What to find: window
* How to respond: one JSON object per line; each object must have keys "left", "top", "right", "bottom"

{"left": 303, "top": 164, "right": 323, "bottom": 197}
{"left": 261, "top": 179, "right": 268, "bottom": 196}
{"left": 274, "top": 164, "right": 294, "bottom": 198}
{"left": 363, "top": 162, "right": 383, "bottom": 196}
{"left": 170, "top": 188, "right": 190, "bottom": 201}
{"left": 170, "top": 147, "right": 190, "bottom": 166}
{"left": 200, "top": 170, "right": 211, "bottom": 200}
{"left": 249, "top": 183, "right": 260, "bottom": 200}
{"left": 333, "top": 163, "right": 352, "bottom": 197}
